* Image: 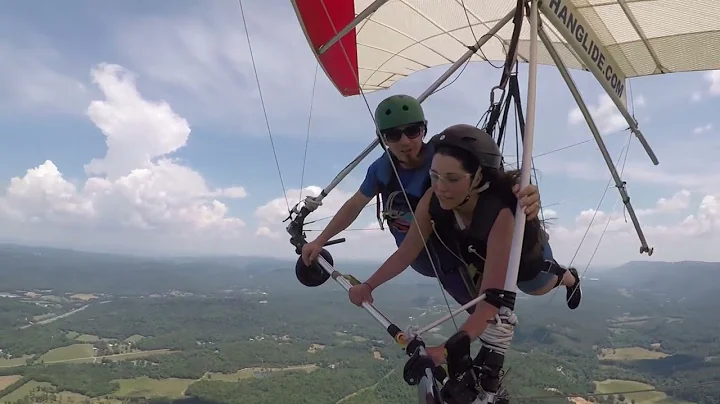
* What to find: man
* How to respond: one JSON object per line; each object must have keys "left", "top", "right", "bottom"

{"left": 301, "top": 94, "right": 542, "bottom": 308}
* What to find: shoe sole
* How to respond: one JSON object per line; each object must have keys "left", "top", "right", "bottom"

{"left": 566, "top": 268, "right": 582, "bottom": 309}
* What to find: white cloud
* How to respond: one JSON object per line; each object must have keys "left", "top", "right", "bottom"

{"left": 110, "top": 0, "right": 572, "bottom": 144}
{"left": 693, "top": 123, "right": 712, "bottom": 134}
{"left": 546, "top": 106, "right": 720, "bottom": 196}
{"left": 250, "top": 185, "right": 720, "bottom": 268}
{"left": 542, "top": 209, "right": 558, "bottom": 220}
{"left": 0, "top": 2, "right": 716, "bottom": 268}
{"left": 547, "top": 189, "right": 720, "bottom": 267}
{"left": 112, "top": 1, "right": 380, "bottom": 140}
{"left": 0, "top": 161, "right": 93, "bottom": 223}
{"left": 690, "top": 70, "right": 720, "bottom": 102}
{"left": 0, "top": 39, "right": 88, "bottom": 114}
{"left": 636, "top": 190, "right": 691, "bottom": 216}
{"left": 707, "top": 70, "right": 720, "bottom": 96}
{"left": 253, "top": 185, "right": 396, "bottom": 260}
{"left": 568, "top": 94, "right": 629, "bottom": 134}
{"left": 84, "top": 64, "right": 193, "bottom": 180}
{"left": 0, "top": 63, "right": 247, "bottom": 249}
{"left": 254, "top": 185, "right": 378, "bottom": 239}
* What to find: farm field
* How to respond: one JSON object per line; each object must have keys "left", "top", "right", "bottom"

{"left": 38, "top": 344, "right": 95, "bottom": 363}
{"left": 598, "top": 347, "right": 669, "bottom": 361}
{"left": 112, "top": 377, "right": 195, "bottom": 399}
{"left": 205, "top": 364, "right": 320, "bottom": 382}
{"left": 594, "top": 380, "right": 694, "bottom": 404}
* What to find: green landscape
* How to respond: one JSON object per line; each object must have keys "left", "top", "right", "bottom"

{"left": 0, "top": 244, "right": 718, "bottom": 404}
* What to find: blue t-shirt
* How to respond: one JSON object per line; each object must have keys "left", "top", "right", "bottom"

{"left": 359, "top": 148, "right": 431, "bottom": 249}
{"left": 358, "top": 145, "right": 461, "bottom": 276}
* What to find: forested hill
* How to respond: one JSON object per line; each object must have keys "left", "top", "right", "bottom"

{"left": 603, "top": 260, "right": 719, "bottom": 297}
{"left": 0, "top": 244, "right": 719, "bottom": 404}
{"left": 0, "top": 243, "right": 435, "bottom": 295}
{"left": 2, "top": 243, "right": 718, "bottom": 296}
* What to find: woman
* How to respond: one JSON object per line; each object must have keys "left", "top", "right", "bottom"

{"left": 348, "top": 124, "right": 581, "bottom": 363}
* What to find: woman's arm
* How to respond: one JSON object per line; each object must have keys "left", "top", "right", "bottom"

{"left": 459, "top": 207, "right": 515, "bottom": 339}
{"left": 365, "top": 188, "right": 435, "bottom": 289}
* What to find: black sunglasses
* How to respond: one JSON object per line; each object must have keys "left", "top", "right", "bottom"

{"left": 380, "top": 122, "right": 425, "bottom": 143}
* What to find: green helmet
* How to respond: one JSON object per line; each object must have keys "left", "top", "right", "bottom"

{"left": 374, "top": 94, "right": 426, "bottom": 131}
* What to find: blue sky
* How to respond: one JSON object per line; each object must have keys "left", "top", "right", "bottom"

{"left": 0, "top": 0, "right": 718, "bottom": 270}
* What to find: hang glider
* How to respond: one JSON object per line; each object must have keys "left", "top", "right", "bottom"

{"left": 244, "top": 1, "right": 720, "bottom": 404}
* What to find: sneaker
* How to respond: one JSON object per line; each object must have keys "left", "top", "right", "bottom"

{"left": 566, "top": 267, "right": 582, "bottom": 310}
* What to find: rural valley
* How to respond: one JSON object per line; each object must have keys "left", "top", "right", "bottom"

{"left": 0, "top": 245, "right": 718, "bottom": 404}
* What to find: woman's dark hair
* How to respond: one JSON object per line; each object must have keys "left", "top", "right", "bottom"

{"left": 435, "top": 145, "right": 544, "bottom": 257}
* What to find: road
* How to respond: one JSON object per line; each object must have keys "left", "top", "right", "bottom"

{"left": 20, "top": 304, "right": 91, "bottom": 329}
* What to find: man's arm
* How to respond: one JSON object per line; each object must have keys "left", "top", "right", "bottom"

{"left": 311, "top": 190, "right": 373, "bottom": 245}
{"left": 310, "top": 162, "right": 379, "bottom": 245}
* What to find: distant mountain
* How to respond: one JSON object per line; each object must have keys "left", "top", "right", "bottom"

{"left": 600, "top": 260, "right": 720, "bottom": 304}
{"left": 1, "top": 243, "right": 717, "bottom": 300}
{"left": 0, "top": 243, "right": 386, "bottom": 295}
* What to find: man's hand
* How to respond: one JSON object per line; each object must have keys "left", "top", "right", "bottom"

{"left": 513, "top": 183, "right": 541, "bottom": 221}
{"left": 301, "top": 241, "right": 324, "bottom": 266}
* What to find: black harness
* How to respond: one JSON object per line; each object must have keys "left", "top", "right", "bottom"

{"left": 428, "top": 190, "right": 547, "bottom": 287}
{"left": 374, "top": 152, "right": 431, "bottom": 231}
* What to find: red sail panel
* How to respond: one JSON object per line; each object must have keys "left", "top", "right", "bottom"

{"left": 292, "top": 0, "right": 360, "bottom": 96}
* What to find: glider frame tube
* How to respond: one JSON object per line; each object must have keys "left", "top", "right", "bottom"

{"left": 313, "top": 254, "right": 444, "bottom": 404}
{"left": 538, "top": 0, "right": 659, "bottom": 166}
{"left": 504, "top": 0, "right": 540, "bottom": 294}
{"left": 537, "top": 22, "right": 654, "bottom": 256}
{"left": 296, "top": 7, "right": 517, "bottom": 213}
{"left": 317, "top": 0, "right": 391, "bottom": 54}
{"left": 316, "top": 255, "right": 394, "bottom": 329}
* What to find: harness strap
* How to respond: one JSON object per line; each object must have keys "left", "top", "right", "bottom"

{"left": 375, "top": 194, "right": 384, "bottom": 230}
{"left": 428, "top": 192, "right": 509, "bottom": 301}
{"left": 375, "top": 154, "right": 431, "bottom": 230}
{"left": 466, "top": 191, "right": 506, "bottom": 247}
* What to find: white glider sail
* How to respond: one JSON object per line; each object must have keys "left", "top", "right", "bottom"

{"left": 292, "top": 0, "right": 720, "bottom": 97}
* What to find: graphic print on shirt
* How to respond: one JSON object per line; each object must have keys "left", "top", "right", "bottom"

{"left": 384, "top": 190, "right": 414, "bottom": 234}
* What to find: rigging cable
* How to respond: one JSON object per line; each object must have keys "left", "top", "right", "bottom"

{"left": 524, "top": 13, "right": 643, "bottom": 335}
{"left": 308, "top": 125, "right": 625, "bottom": 228}
{"left": 573, "top": 133, "right": 634, "bottom": 300}
{"left": 315, "top": 0, "right": 464, "bottom": 334}
{"left": 460, "top": 0, "right": 505, "bottom": 70}
{"left": 566, "top": 144, "right": 624, "bottom": 269}
{"left": 298, "top": 63, "right": 320, "bottom": 203}
{"left": 531, "top": 131, "right": 635, "bottom": 352}
{"left": 533, "top": 129, "right": 629, "bottom": 159}
{"left": 428, "top": 0, "right": 510, "bottom": 98}
{"left": 304, "top": 202, "right": 379, "bottom": 226}
{"left": 498, "top": 127, "right": 630, "bottom": 166}
{"left": 238, "top": 0, "right": 290, "bottom": 211}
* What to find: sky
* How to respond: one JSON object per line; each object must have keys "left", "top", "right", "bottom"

{"left": 0, "top": 0, "right": 718, "bottom": 271}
